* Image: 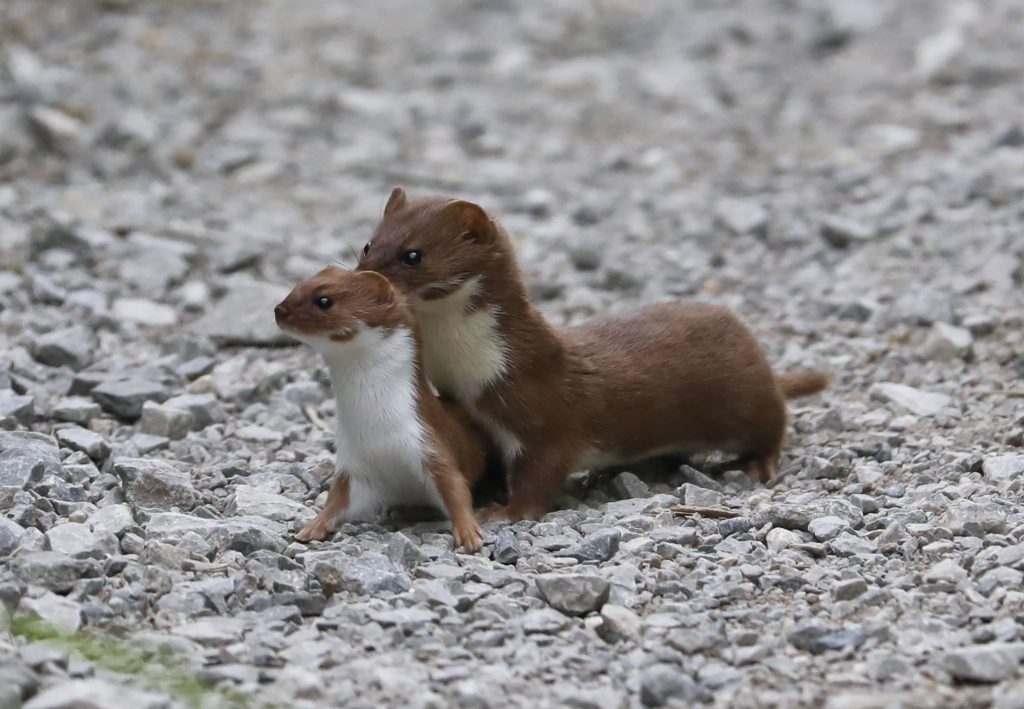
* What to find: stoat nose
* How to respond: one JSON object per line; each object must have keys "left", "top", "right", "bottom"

{"left": 274, "top": 303, "right": 289, "bottom": 320}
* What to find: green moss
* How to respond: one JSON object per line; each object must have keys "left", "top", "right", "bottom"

{"left": 11, "top": 614, "right": 253, "bottom": 709}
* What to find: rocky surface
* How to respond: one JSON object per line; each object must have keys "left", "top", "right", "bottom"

{"left": 1, "top": 1, "right": 1024, "bottom": 707}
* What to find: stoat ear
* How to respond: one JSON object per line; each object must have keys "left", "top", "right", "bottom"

{"left": 443, "top": 199, "right": 496, "bottom": 245}
{"left": 357, "top": 270, "right": 395, "bottom": 304}
{"left": 384, "top": 186, "right": 407, "bottom": 215}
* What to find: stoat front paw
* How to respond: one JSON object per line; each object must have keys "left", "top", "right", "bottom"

{"left": 295, "top": 516, "right": 335, "bottom": 542}
{"left": 452, "top": 518, "right": 484, "bottom": 552}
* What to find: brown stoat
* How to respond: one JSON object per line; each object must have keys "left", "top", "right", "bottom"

{"left": 274, "top": 266, "right": 488, "bottom": 550}
{"left": 356, "top": 188, "right": 830, "bottom": 522}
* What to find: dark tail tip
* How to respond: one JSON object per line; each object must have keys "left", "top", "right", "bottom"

{"left": 777, "top": 371, "right": 831, "bottom": 400}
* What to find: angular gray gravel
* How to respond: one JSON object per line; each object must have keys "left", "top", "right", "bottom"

{"left": 2, "top": 1, "right": 1024, "bottom": 708}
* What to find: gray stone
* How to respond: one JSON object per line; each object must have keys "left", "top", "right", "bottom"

{"left": 809, "top": 515, "right": 851, "bottom": 542}
{"left": 45, "top": 522, "right": 118, "bottom": 559}
{"left": 161, "top": 393, "right": 225, "bottom": 428}
{"left": 114, "top": 458, "right": 197, "bottom": 509}
{"left": 944, "top": 501, "right": 1009, "bottom": 536}
{"left": 187, "top": 279, "right": 292, "bottom": 346}
{"left": 91, "top": 379, "right": 170, "bottom": 419}
{"left": 54, "top": 426, "right": 110, "bottom": 461}
{"left": 33, "top": 327, "right": 95, "bottom": 370}
{"left": 598, "top": 603, "right": 641, "bottom": 641}
{"left": 51, "top": 397, "right": 102, "bottom": 425}
{"left": 19, "top": 592, "right": 83, "bottom": 634}
{"left": 305, "top": 550, "right": 410, "bottom": 595}
{"left": 111, "top": 297, "right": 178, "bottom": 327}
{"left": 821, "top": 215, "right": 876, "bottom": 248}
{"left": 765, "top": 505, "right": 813, "bottom": 531}
{"left": 0, "top": 393, "right": 33, "bottom": 424}
{"left": 26, "top": 105, "right": 84, "bottom": 155}
{"left": 926, "top": 322, "right": 973, "bottom": 361}
{"left": 869, "top": 383, "right": 953, "bottom": 417}
{"left": 88, "top": 504, "right": 135, "bottom": 538}
{"left": 943, "top": 643, "right": 1024, "bottom": 683}
{"left": 766, "top": 527, "right": 802, "bottom": 553}
{"left": 828, "top": 532, "right": 877, "bottom": 557}
{"left": 715, "top": 198, "right": 768, "bottom": 236}
{"left": 536, "top": 573, "right": 610, "bottom": 616}
{"left": 519, "top": 608, "right": 570, "bottom": 635}
{"left": 983, "top": 455, "right": 1024, "bottom": 482}
{"left": 564, "top": 528, "right": 621, "bottom": 562}
{"left": 677, "top": 483, "right": 724, "bottom": 507}
{"left": 225, "top": 486, "right": 313, "bottom": 523}
{"left": 146, "top": 512, "right": 287, "bottom": 554}
{"left": 0, "top": 431, "right": 63, "bottom": 488}
{"left": 13, "top": 551, "right": 97, "bottom": 593}
{"left": 834, "top": 578, "right": 869, "bottom": 601}
{"left": 387, "top": 532, "right": 429, "bottom": 569}
{"left": 611, "top": 472, "right": 649, "bottom": 499}
{"left": 978, "top": 567, "right": 1024, "bottom": 596}
{"left": 492, "top": 528, "right": 524, "bottom": 565}
{"left": 139, "top": 401, "right": 192, "bottom": 440}
{"left": 640, "top": 664, "right": 699, "bottom": 707}
{"left": 0, "top": 518, "right": 25, "bottom": 556}
{"left": 926, "top": 558, "right": 968, "bottom": 584}
{"left": 24, "top": 679, "right": 171, "bottom": 709}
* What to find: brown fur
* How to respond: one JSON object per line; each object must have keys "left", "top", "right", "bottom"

{"left": 358, "top": 190, "right": 829, "bottom": 521}
{"left": 275, "top": 266, "right": 490, "bottom": 549}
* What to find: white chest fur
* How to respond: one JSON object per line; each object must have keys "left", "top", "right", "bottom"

{"left": 414, "top": 277, "right": 510, "bottom": 403}
{"left": 413, "top": 277, "right": 523, "bottom": 463}
{"left": 316, "top": 326, "right": 443, "bottom": 519}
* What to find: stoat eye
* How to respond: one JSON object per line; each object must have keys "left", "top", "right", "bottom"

{"left": 315, "top": 296, "right": 333, "bottom": 311}
{"left": 362, "top": 242, "right": 371, "bottom": 256}
{"left": 401, "top": 250, "right": 422, "bottom": 267}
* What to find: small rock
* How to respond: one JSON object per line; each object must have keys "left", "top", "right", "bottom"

{"left": 188, "top": 279, "right": 291, "bottom": 346}
{"left": 926, "top": 322, "right": 973, "bottom": 361}
{"left": 114, "top": 458, "right": 197, "bottom": 509}
{"left": 870, "top": 382, "right": 952, "bottom": 417}
{"left": 90, "top": 379, "right": 170, "bottom": 419}
{"left": 915, "top": 27, "right": 965, "bottom": 83}
{"left": 821, "top": 216, "right": 876, "bottom": 248}
{"left": 828, "top": 532, "right": 877, "bottom": 557}
{"left": 834, "top": 578, "right": 869, "bottom": 601}
{"left": 19, "top": 592, "right": 83, "bottom": 634}
{"left": 943, "top": 643, "right": 1024, "bottom": 683}
{"left": 45, "top": 522, "right": 117, "bottom": 559}
{"left": 677, "top": 483, "right": 724, "bottom": 507}
{"left": 0, "top": 393, "right": 33, "bottom": 424}
{"left": 54, "top": 426, "right": 110, "bottom": 461}
{"left": 26, "top": 105, "right": 84, "bottom": 155}
{"left": 112, "top": 298, "right": 178, "bottom": 327}
{"left": 24, "top": 679, "right": 172, "bottom": 709}
{"left": 564, "top": 528, "right": 621, "bottom": 562}
{"left": 809, "top": 515, "right": 851, "bottom": 542}
{"left": 387, "top": 532, "right": 429, "bottom": 569}
{"left": 51, "top": 397, "right": 102, "bottom": 425}
{"left": 305, "top": 551, "right": 410, "bottom": 595}
{"left": 715, "top": 198, "right": 768, "bottom": 236}
{"left": 766, "top": 528, "right": 802, "bottom": 553}
{"left": 13, "top": 551, "right": 97, "bottom": 593}
{"left": 983, "top": 455, "right": 1024, "bottom": 482}
{"left": 0, "top": 518, "right": 25, "bottom": 557}
{"left": 225, "top": 486, "right": 313, "bottom": 523}
{"left": 926, "top": 558, "right": 968, "bottom": 584}
{"left": 235, "top": 425, "right": 283, "bottom": 446}
{"left": 611, "top": 472, "right": 649, "bottom": 499}
{"left": 944, "top": 501, "right": 1008, "bottom": 536}
{"left": 492, "top": 528, "right": 524, "bottom": 565}
{"left": 536, "top": 574, "right": 610, "bottom": 616}
{"left": 978, "top": 567, "right": 1024, "bottom": 597}
{"left": 640, "top": 664, "right": 698, "bottom": 707}
{"left": 598, "top": 604, "right": 641, "bottom": 641}
{"left": 139, "top": 401, "right": 192, "bottom": 440}
{"left": 33, "top": 327, "right": 95, "bottom": 370}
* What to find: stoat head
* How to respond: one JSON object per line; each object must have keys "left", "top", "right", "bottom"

{"left": 274, "top": 267, "right": 407, "bottom": 352}
{"left": 356, "top": 187, "right": 506, "bottom": 308}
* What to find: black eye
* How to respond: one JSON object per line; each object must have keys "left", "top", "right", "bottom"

{"left": 362, "top": 242, "right": 370, "bottom": 256}
{"left": 401, "top": 250, "right": 422, "bottom": 267}
{"left": 315, "top": 296, "right": 333, "bottom": 311}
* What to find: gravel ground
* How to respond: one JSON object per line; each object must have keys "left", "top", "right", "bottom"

{"left": 2, "top": 1, "right": 1024, "bottom": 707}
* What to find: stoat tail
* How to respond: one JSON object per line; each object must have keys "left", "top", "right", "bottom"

{"left": 777, "top": 371, "right": 831, "bottom": 400}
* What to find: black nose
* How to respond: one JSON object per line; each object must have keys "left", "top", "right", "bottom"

{"left": 274, "top": 304, "right": 288, "bottom": 319}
